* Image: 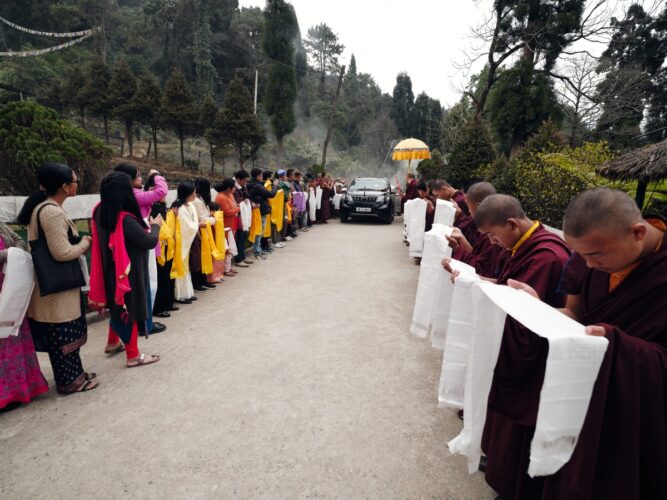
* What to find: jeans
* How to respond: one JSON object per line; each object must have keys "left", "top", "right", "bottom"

{"left": 235, "top": 229, "right": 248, "bottom": 263}
{"left": 254, "top": 215, "right": 266, "bottom": 254}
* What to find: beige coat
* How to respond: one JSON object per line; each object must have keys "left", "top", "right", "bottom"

{"left": 27, "top": 198, "right": 90, "bottom": 323}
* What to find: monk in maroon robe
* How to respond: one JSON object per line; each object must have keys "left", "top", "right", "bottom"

{"left": 466, "top": 195, "right": 570, "bottom": 500}
{"left": 446, "top": 182, "right": 508, "bottom": 278}
{"left": 401, "top": 172, "right": 419, "bottom": 212}
{"left": 509, "top": 188, "right": 667, "bottom": 500}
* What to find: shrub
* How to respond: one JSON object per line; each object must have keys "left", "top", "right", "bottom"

{"left": 447, "top": 117, "right": 495, "bottom": 187}
{"left": 475, "top": 155, "right": 518, "bottom": 197}
{"left": 0, "top": 101, "right": 110, "bottom": 195}
{"left": 417, "top": 149, "right": 447, "bottom": 181}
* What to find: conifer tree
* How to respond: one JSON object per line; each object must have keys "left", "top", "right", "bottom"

{"left": 108, "top": 58, "right": 139, "bottom": 156}
{"left": 86, "top": 58, "right": 112, "bottom": 144}
{"left": 161, "top": 69, "right": 196, "bottom": 168}
{"left": 199, "top": 94, "right": 218, "bottom": 172}
{"left": 133, "top": 72, "right": 163, "bottom": 161}
{"left": 448, "top": 117, "right": 496, "bottom": 187}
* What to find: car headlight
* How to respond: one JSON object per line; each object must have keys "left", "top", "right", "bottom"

{"left": 376, "top": 196, "right": 389, "bottom": 207}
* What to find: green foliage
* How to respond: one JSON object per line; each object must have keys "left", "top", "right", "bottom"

{"left": 475, "top": 155, "right": 518, "bottom": 197}
{"left": 85, "top": 58, "right": 112, "bottom": 142}
{"left": 412, "top": 93, "right": 443, "bottom": 151}
{"left": 209, "top": 78, "right": 266, "bottom": 167}
{"left": 441, "top": 97, "right": 474, "bottom": 153}
{"left": 390, "top": 72, "right": 415, "bottom": 137}
{"left": 487, "top": 61, "right": 563, "bottom": 155}
{"left": 304, "top": 23, "right": 344, "bottom": 91}
{"left": 133, "top": 71, "right": 163, "bottom": 159}
{"left": 514, "top": 141, "right": 617, "bottom": 226}
{"left": 108, "top": 58, "right": 138, "bottom": 154}
{"left": 161, "top": 69, "right": 196, "bottom": 166}
{"left": 417, "top": 150, "right": 447, "bottom": 181}
{"left": 0, "top": 101, "right": 110, "bottom": 195}
{"left": 447, "top": 118, "right": 495, "bottom": 187}
{"left": 263, "top": 0, "right": 298, "bottom": 145}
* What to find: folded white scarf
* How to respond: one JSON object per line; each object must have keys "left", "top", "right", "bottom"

{"left": 410, "top": 224, "right": 453, "bottom": 338}
{"left": 0, "top": 248, "right": 35, "bottom": 338}
{"left": 434, "top": 199, "right": 456, "bottom": 227}
{"left": 240, "top": 200, "right": 252, "bottom": 231}
{"left": 448, "top": 282, "right": 609, "bottom": 477}
{"left": 405, "top": 198, "right": 427, "bottom": 258}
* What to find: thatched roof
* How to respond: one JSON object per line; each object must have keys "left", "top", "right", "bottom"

{"left": 598, "top": 139, "right": 667, "bottom": 180}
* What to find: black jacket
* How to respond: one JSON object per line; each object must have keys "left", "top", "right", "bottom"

{"left": 247, "top": 179, "right": 277, "bottom": 216}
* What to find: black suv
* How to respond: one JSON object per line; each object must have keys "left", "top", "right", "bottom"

{"left": 340, "top": 177, "right": 396, "bottom": 224}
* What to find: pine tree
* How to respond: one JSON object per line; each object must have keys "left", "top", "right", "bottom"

{"left": 161, "top": 69, "right": 196, "bottom": 168}
{"left": 65, "top": 66, "right": 90, "bottom": 129}
{"left": 304, "top": 23, "right": 344, "bottom": 93}
{"left": 209, "top": 78, "right": 266, "bottom": 169}
{"left": 86, "top": 58, "right": 112, "bottom": 144}
{"left": 108, "top": 58, "right": 139, "bottom": 156}
{"left": 263, "top": 0, "right": 299, "bottom": 147}
{"left": 199, "top": 94, "right": 219, "bottom": 173}
{"left": 448, "top": 118, "right": 496, "bottom": 187}
{"left": 133, "top": 71, "right": 163, "bottom": 161}
{"left": 390, "top": 73, "right": 415, "bottom": 137}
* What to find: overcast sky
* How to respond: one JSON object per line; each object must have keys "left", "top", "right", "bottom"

{"left": 238, "top": 0, "right": 644, "bottom": 107}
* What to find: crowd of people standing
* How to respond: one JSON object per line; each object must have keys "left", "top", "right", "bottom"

{"left": 0, "top": 162, "right": 336, "bottom": 405}
{"left": 402, "top": 168, "right": 667, "bottom": 500}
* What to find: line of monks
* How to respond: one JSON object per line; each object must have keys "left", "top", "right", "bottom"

{"left": 404, "top": 176, "right": 667, "bottom": 500}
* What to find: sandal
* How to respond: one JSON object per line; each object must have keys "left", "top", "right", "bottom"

{"left": 223, "top": 271, "right": 236, "bottom": 277}
{"left": 74, "top": 379, "right": 99, "bottom": 393}
{"left": 127, "top": 353, "right": 161, "bottom": 368}
{"left": 84, "top": 372, "right": 97, "bottom": 381}
{"left": 104, "top": 344, "right": 125, "bottom": 355}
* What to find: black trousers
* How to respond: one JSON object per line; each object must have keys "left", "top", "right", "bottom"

{"left": 153, "top": 260, "right": 174, "bottom": 314}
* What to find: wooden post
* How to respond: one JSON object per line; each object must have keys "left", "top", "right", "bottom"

{"left": 635, "top": 178, "right": 648, "bottom": 211}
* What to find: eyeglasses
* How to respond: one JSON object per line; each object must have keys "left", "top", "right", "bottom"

{"left": 70, "top": 179, "right": 80, "bottom": 184}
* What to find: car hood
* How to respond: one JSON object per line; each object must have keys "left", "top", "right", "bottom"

{"left": 348, "top": 190, "right": 387, "bottom": 196}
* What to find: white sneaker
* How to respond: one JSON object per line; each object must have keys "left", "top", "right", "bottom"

{"left": 276, "top": 242, "right": 286, "bottom": 248}
{"left": 285, "top": 236, "right": 293, "bottom": 241}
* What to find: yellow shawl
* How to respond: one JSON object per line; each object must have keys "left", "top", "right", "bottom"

{"left": 200, "top": 220, "right": 224, "bottom": 275}
{"left": 269, "top": 190, "right": 285, "bottom": 231}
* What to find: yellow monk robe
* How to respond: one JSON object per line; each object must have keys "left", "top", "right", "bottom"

{"left": 200, "top": 221, "right": 224, "bottom": 275}
{"left": 164, "top": 210, "right": 185, "bottom": 279}
{"left": 248, "top": 207, "right": 262, "bottom": 242}
{"left": 213, "top": 211, "right": 226, "bottom": 255}
{"left": 269, "top": 190, "right": 285, "bottom": 232}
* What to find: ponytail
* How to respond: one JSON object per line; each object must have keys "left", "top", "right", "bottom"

{"left": 17, "top": 191, "right": 48, "bottom": 225}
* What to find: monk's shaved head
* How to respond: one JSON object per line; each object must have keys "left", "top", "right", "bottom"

{"left": 475, "top": 194, "right": 527, "bottom": 228}
{"left": 563, "top": 188, "right": 642, "bottom": 237}
{"left": 466, "top": 182, "right": 497, "bottom": 205}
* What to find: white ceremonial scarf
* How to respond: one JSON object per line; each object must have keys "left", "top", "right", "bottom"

{"left": 436, "top": 260, "right": 483, "bottom": 407}
{"left": 410, "top": 224, "right": 453, "bottom": 338}
{"left": 448, "top": 282, "right": 609, "bottom": 477}
{"left": 315, "top": 186, "right": 323, "bottom": 209}
{"left": 174, "top": 202, "right": 199, "bottom": 300}
{"left": 240, "top": 200, "right": 252, "bottom": 231}
{"left": 0, "top": 248, "right": 35, "bottom": 338}
{"left": 225, "top": 228, "right": 238, "bottom": 257}
{"left": 308, "top": 188, "right": 317, "bottom": 221}
{"left": 405, "top": 198, "right": 427, "bottom": 258}
{"left": 434, "top": 199, "right": 456, "bottom": 227}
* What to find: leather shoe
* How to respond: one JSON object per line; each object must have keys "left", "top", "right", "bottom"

{"left": 151, "top": 322, "right": 167, "bottom": 334}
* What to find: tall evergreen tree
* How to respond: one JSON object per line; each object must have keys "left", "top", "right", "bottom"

{"left": 85, "top": 58, "right": 112, "bottom": 144}
{"left": 133, "top": 71, "right": 163, "bottom": 162}
{"left": 199, "top": 94, "right": 219, "bottom": 173}
{"left": 448, "top": 117, "right": 496, "bottom": 187}
{"left": 391, "top": 73, "right": 415, "bottom": 137}
{"left": 304, "top": 23, "right": 344, "bottom": 93}
{"left": 263, "top": 0, "right": 299, "bottom": 147}
{"left": 65, "top": 66, "right": 90, "bottom": 129}
{"left": 210, "top": 78, "right": 266, "bottom": 169}
{"left": 108, "top": 58, "right": 139, "bottom": 156}
{"left": 161, "top": 69, "right": 196, "bottom": 168}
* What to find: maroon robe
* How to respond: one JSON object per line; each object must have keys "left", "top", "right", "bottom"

{"left": 452, "top": 190, "right": 470, "bottom": 217}
{"left": 482, "top": 225, "right": 571, "bottom": 500}
{"left": 401, "top": 179, "right": 418, "bottom": 211}
{"left": 539, "top": 228, "right": 667, "bottom": 500}
{"left": 452, "top": 232, "right": 508, "bottom": 279}
{"left": 455, "top": 212, "right": 480, "bottom": 247}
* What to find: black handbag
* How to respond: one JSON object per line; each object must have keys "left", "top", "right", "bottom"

{"left": 30, "top": 203, "right": 85, "bottom": 296}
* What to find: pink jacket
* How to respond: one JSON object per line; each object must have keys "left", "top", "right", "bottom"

{"left": 134, "top": 175, "right": 168, "bottom": 219}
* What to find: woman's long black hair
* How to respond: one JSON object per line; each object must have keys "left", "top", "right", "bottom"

{"left": 114, "top": 163, "right": 139, "bottom": 180}
{"left": 98, "top": 172, "right": 147, "bottom": 231}
{"left": 195, "top": 178, "right": 211, "bottom": 206}
{"left": 172, "top": 182, "right": 196, "bottom": 209}
{"left": 17, "top": 162, "right": 74, "bottom": 225}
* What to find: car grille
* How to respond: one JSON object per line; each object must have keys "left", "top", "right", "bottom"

{"left": 352, "top": 195, "right": 377, "bottom": 202}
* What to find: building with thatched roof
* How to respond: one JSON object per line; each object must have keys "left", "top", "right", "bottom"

{"left": 598, "top": 139, "right": 667, "bottom": 208}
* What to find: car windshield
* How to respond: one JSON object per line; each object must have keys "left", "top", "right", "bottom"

{"left": 350, "top": 179, "right": 388, "bottom": 191}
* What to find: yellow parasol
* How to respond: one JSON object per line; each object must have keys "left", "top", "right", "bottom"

{"left": 392, "top": 138, "right": 431, "bottom": 173}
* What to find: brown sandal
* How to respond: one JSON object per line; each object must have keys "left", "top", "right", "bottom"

{"left": 74, "top": 379, "right": 99, "bottom": 393}
{"left": 104, "top": 344, "right": 125, "bottom": 355}
{"left": 127, "top": 353, "right": 161, "bottom": 368}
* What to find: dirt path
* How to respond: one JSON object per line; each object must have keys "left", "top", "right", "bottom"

{"left": 0, "top": 220, "right": 492, "bottom": 499}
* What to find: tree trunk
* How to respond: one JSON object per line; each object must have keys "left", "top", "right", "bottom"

{"left": 146, "top": 139, "right": 152, "bottom": 159}
{"left": 179, "top": 126, "right": 185, "bottom": 168}
{"left": 321, "top": 65, "right": 346, "bottom": 171}
{"left": 635, "top": 178, "right": 648, "bottom": 211}
{"left": 210, "top": 144, "right": 215, "bottom": 174}
{"left": 126, "top": 119, "right": 133, "bottom": 157}
{"left": 79, "top": 107, "right": 86, "bottom": 129}
{"left": 152, "top": 126, "right": 158, "bottom": 161}
{"left": 103, "top": 115, "right": 109, "bottom": 144}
